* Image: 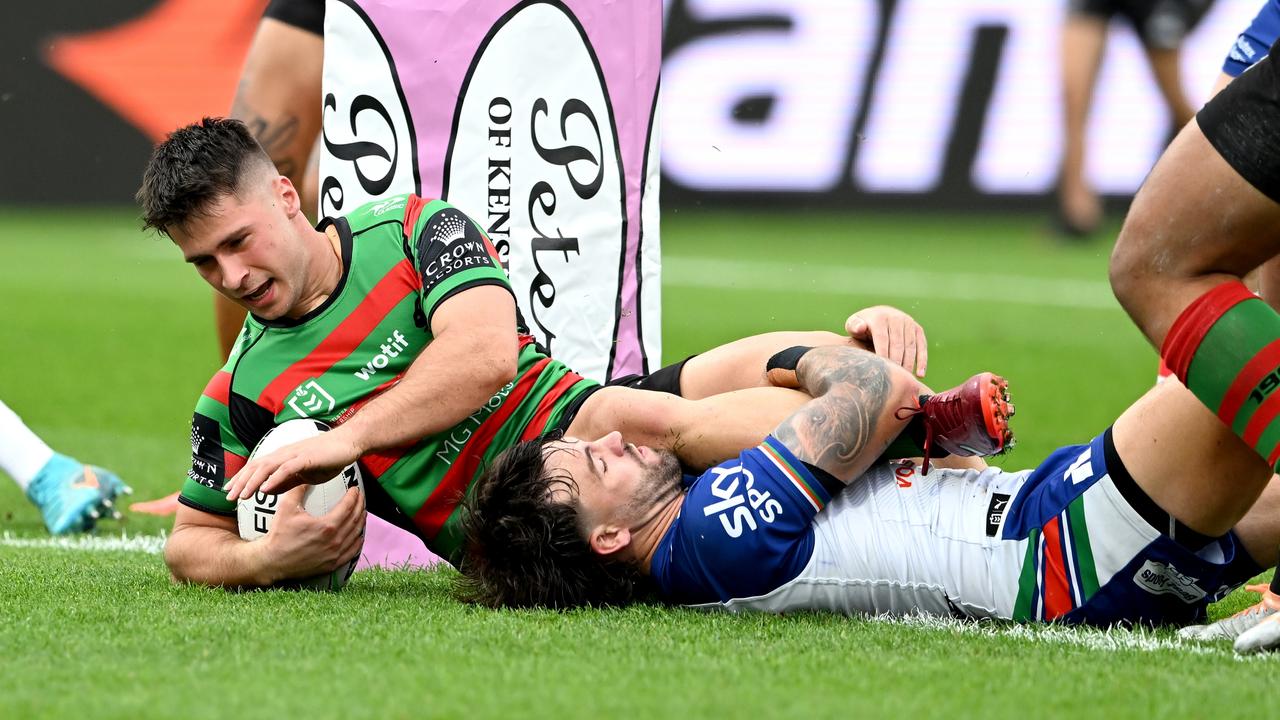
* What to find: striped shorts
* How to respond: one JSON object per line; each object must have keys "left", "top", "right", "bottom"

{"left": 710, "top": 430, "right": 1259, "bottom": 626}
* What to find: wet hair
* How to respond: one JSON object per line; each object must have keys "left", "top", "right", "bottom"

{"left": 456, "top": 432, "right": 646, "bottom": 609}
{"left": 136, "top": 117, "right": 273, "bottom": 236}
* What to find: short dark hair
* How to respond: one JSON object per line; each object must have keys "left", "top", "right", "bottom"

{"left": 457, "top": 433, "right": 646, "bottom": 609}
{"left": 136, "top": 117, "right": 273, "bottom": 235}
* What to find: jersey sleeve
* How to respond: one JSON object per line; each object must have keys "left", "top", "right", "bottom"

{"left": 178, "top": 372, "right": 250, "bottom": 517}
{"left": 403, "top": 197, "right": 513, "bottom": 328}
{"left": 659, "top": 436, "right": 835, "bottom": 604}
{"left": 1224, "top": 1, "right": 1280, "bottom": 77}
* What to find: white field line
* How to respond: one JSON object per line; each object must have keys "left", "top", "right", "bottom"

{"left": 664, "top": 256, "right": 1119, "bottom": 310}
{"left": 0, "top": 531, "right": 166, "bottom": 554}
{"left": 879, "top": 613, "right": 1278, "bottom": 661}
{"left": 1, "top": 531, "right": 1271, "bottom": 659}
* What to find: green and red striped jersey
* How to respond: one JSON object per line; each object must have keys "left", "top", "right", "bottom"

{"left": 179, "top": 195, "right": 598, "bottom": 564}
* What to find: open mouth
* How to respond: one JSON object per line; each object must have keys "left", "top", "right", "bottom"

{"left": 242, "top": 279, "right": 273, "bottom": 303}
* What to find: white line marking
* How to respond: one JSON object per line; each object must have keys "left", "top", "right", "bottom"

{"left": 879, "top": 613, "right": 1276, "bottom": 660}
{"left": 1, "top": 532, "right": 1270, "bottom": 659}
{"left": 665, "top": 257, "right": 1119, "bottom": 310}
{"left": 0, "top": 531, "right": 166, "bottom": 554}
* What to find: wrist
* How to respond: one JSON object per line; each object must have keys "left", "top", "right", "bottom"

{"left": 328, "top": 420, "right": 370, "bottom": 458}
{"left": 242, "top": 536, "right": 281, "bottom": 587}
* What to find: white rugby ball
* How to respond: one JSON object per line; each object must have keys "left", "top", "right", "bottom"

{"left": 237, "top": 419, "right": 365, "bottom": 591}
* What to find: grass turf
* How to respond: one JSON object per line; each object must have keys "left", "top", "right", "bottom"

{"left": 0, "top": 208, "right": 1274, "bottom": 718}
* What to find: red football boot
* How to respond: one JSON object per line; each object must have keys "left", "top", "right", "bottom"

{"left": 905, "top": 372, "right": 1015, "bottom": 473}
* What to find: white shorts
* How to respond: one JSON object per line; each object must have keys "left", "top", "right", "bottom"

{"left": 698, "top": 431, "right": 1258, "bottom": 626}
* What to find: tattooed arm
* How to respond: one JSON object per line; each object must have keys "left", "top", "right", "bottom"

{"left": 772, "top": 346, "right": 920, "bottom": 483}
{"left": 230, "top": 17, "right": 323, "bottom": 209}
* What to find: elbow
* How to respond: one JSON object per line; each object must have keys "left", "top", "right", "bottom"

{"left": 163, "top": 535, "right": 191, "bottom": 584}
{"left": 486, "top": 352, "right": 518, "bottom": 395}
{"left": 479, "top": 333, "right": 519, "bottom": 391}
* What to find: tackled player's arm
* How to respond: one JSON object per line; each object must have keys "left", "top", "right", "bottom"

{"left": 771, "top": 346, "right": 921, "bottom": 483}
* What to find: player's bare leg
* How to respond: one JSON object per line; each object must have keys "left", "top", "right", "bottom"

{"left": 1111, "top": 126, "right": 1280, "bottom": 355}
{"left": 1114, "top": 381, "right": 1280, "bottom": 647}
{"left": 134, "top": 12, "right": 329, "bottom": 522}
{"left": 1144, "top": 47, "right": 1196, "bottom": 129}
{"left": 1112, "top": 380, "right": 1273, "bottom": 538}
{"left": 1057, "top": 13, "right": 1107, "bottom": 237}
{"left": 1111, "top": 119, "right": 1280, "bottom": 470}
{"left": 213, "top": 291, "right": 247, "bottom": 362}
{"left": 218, "top": 16, "right": 324, "bottom": 360}
{"left": 230, "top": 17, "right": 323, "bottom": 213}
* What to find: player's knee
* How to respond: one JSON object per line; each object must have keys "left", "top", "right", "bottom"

{"left": 1109, "top": 214, "right": 1160, "bottom": 311}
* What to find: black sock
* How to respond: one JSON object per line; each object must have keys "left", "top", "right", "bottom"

{"left": 877, "top": 416, "right": 948, "bottom": 462}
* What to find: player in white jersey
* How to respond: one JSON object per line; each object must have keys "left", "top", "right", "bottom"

{"left": 459, "top": 345, "right": 1279, "bottom": 629}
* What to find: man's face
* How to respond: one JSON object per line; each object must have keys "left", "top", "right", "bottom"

{"left": 543, "top": 431, "right": 682, "bottom": 536}
{"left": 168, "top": 175, "right": 314, "bottom": 321}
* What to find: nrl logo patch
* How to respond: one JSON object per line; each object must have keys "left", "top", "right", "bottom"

{"left": 288, "top": 379, "right": 336, "bottom": 419}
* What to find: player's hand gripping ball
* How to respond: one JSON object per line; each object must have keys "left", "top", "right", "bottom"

{"left": 237, "top": 419, "right": 365, "bottom": 590}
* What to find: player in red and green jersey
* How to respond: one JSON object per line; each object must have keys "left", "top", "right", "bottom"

{"left": 139, "top": 118, "right": 971, "bottom": 588}
{"left": 176, "top": 192, "right": 602, "bottom": 563}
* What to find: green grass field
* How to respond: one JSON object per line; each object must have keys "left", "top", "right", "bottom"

{"left": 0, "top": 208, "right": 1274, "bottom": 719}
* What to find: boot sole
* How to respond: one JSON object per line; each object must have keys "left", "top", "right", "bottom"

{"left": 976, "top": 372, "right": 1015, "bottom": 453}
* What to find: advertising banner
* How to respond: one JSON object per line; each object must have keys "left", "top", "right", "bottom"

{"left": 11, "top": 0, "right": 1263, "bottom": 212}
{"left": 320, "top": 0, "right": 663, "bottom": 382}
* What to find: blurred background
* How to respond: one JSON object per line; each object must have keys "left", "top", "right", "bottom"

{"left": 0, "top": 0, "right": 1263, "bottom": 530}
{"left": 0, "top": 0, "right": 1258, "bottom": 208}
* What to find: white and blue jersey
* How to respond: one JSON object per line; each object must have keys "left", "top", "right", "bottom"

{"left": 652, "top": 431, "right": 1260, "bottom": 627}
{"left": 651, "top": 436, "right": 837, "bottom": 605}
{"left": 1225, "top": 0, "right": 1280, "bottom": 76}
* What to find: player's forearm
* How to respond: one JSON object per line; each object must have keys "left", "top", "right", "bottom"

{"left": 164, "top": 523, "right": 274, "bottom": 588}
{"left": 332, "top": 324, "right": 518, "bottom": 455}
{"left": 776, "top": 346, "right": 920, "bottom": 481}
{"left": 792, "top": 346, "right": 890, "bottom": 399}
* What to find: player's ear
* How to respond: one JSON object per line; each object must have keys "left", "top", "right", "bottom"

{"left": 588, "top": 524, "right": 631, "bottom": 556}
{"left": 275, "top": 175, "right": 301, "bottom": 219}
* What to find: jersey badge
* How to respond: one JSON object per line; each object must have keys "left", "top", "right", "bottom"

{"left": 288, "top": 379, "right": 336, "bottom": 418}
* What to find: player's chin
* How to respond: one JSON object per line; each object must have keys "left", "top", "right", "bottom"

{"left": 242, "top": 297, "right": 286, "bottom": 320}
